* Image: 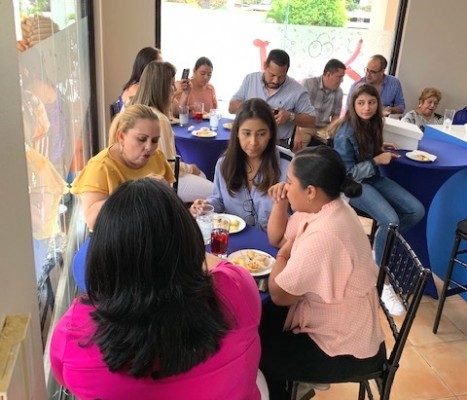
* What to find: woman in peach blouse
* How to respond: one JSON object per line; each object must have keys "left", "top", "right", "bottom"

{"left": 260, "top": 146, "right": 385, "bottom": 400}
{"left": 173, "top": 57, "right": 218, "bottom": 116}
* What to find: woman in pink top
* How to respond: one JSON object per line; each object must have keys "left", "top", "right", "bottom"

{"left": 50, "top": 178, "right": 261, "bottom": 400}
{"left": 260, "top": 146, "right": 385, "bottom": 400}
{"left": 173, "top": 57, "right": 218, "bottom": 115}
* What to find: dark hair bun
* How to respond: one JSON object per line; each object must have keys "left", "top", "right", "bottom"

{"left": 340, "top": 174, "right": 362, "bottom": 198}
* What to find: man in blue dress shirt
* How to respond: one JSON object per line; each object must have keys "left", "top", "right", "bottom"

{"left": 229, "top": 49, "right": 315, "bottom": 151}
{"left": 348, "top": 54, "right": 405, "bottom": 116}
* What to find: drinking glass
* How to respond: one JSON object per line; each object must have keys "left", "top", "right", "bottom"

{"left": 210, "top": 216, "right": 230, "bottom": 258}
{"left": 179, "top": 105, "right": 189, "bottom": 126}
{"left": 196, "top": 204, "right": 214, "bottom": 245}
{"left": 193, "top": 102, "right": 204, "bottom": 121}
{"left": 209, "top": 109, "right": 221, "bottom": 131}
{"left": 443, "top": 109, "right": 456, "bottom": 131}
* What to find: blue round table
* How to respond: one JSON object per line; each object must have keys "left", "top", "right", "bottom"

{"left": 73, "top": 223, "right": 277, "bottom": 303}
{"left": 172, "top": 117, "right": 234, "bottom": 181}
{"left": 380, "top": 137, "right": 467, "bottom": 299}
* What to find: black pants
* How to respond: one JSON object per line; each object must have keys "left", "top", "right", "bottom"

{"left": 259, "top": 302, "right": 386, "bottom": 400}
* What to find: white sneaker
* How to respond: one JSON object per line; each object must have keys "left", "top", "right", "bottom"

{"left": 382, "top": 284, "right": 406, "bottom": 316}
{"left": 296, "top": 382, "right": 330, "bottom": 399}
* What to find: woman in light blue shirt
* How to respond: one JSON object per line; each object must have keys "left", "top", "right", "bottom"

{"left": 191, "top": 98, "right": 289, "bottom": 230}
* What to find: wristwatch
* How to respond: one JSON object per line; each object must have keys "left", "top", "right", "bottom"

{"left": 288, "top": 112, "right": 295, "bottom": 123}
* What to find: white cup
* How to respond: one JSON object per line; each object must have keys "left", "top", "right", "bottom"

{"left": 196, "top": 204, "right": 214, "bottom": 245}
{"left": 443, "top": 109, "right": 456, "bottom": 131}
{"left": 179, "top": 105, "right": 189, "bottom": 126}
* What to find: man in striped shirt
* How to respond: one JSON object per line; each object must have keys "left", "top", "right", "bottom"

{"left": 229, "top": 49, "right": 315, "bottom": 151}
{"left": 347, "top": 54, "right": 405, "bottom": 116}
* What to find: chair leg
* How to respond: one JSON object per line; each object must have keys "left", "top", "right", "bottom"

{"left": 433, "top": 235, "right": 461, "bottom": 334}
{"left": 369, "top": 219, "right": 378, "bottom": 246}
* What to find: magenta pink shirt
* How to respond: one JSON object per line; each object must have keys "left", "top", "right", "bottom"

{"left": 50, "top": 261, "right": 261, "bottom": 400}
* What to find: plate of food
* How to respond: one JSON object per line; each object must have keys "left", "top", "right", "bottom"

{"left": 406, "top": 150, "right": 437, "bottom": 162}
{"left": 169, "top": 117, "right": 180, "bottom": 125}
{"left": 228, "top": 249, "right": 275, "bottom": 277}
{"left": 223, "top": 122, "right": 233, "bottom": 130}
{"left": 214, "top": 213, "right": 246, "bottom": 234}
{"left": 192, "top": 127, "right": 217, "bottom": 138}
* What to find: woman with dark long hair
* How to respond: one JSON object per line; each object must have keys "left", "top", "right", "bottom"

{"left": 261, "top": 146, "right": 386, "bottom": 400}
{"left": 120, "top": 46, "right": 162, "bottom": 109}
{"left": 333, "top": 83, "right": 424, "bottom": 315}
{"left": 191, "top": 98, "right": 290, "bottom": 230}
{"left": 50, "top": 178, "right": 262, "bottom": 399}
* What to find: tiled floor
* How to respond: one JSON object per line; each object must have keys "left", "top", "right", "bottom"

{"left": 308, "top": 275, "right": 467, "bottom": 399}
{"left": 305, "top": 220, "right": 467, "bottom": 400}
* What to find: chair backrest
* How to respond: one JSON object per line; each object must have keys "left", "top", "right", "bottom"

{"left": 277, "top": 145, "right": 294, "bottom": 162}
{"left": 167, "top": 155, "right": 181, "bottom": 194}
{"left": 377, "top": 224, "right": 431, "bottom": 399}
{"left": 109, "top": 99, "right": 121, "bottom": 121}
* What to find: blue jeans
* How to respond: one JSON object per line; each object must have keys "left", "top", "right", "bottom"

{"left": 350, "top": 175, "right": 425, "bottom": 265}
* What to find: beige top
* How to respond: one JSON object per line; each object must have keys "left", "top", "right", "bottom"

{"left": 276, "top": 198, "right": 384, "bottom": 359}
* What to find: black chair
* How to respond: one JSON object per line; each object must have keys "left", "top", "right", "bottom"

{"left": 167, "top": 155, "right": 181, "bottom": 194}
{"left": 352, "top": 207, "right": 378, "bottom": 246}
{"left": 291, "top": 225, "right": 431, "bottom": 400}
{"left": 432, "top": 219, "right": 467, "bottom": 334}
{"left": 109, "top": 99, "right": 120, "bottom": 121}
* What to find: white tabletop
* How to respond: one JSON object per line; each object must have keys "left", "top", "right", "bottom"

{"left": 427, "top": 124, "right": 467, "bottom": 143}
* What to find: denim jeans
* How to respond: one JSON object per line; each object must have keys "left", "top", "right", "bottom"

{"left": 349, "top": 175, "right": 425, "bottom": 265}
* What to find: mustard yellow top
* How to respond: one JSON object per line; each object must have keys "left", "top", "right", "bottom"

{"left": 71, "top": 146, "right": 174, "bottom": 196}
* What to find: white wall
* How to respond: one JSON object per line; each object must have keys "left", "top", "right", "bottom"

{"left": 94, "top": 0, "right": 156, "bottom": 146}
{"left": 397, "top": 0, "right": 467, "bottom": 113}
{"left": 0, "top": 1, "right": 46, "bottom": 398}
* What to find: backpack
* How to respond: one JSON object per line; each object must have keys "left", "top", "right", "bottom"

{"left": 453, "top": 107, "right": 467, "bottom": 125}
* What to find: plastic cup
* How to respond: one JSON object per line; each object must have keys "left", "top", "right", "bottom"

{"left": 179, "top": 105, "right": 189, "bottom": 126}
{"left": 209, "top": 109, "right": 221, "bottom": 131}
{"left": 210, "top": 216, "right": 230, "bottom": 258}
{"left": 196, "top": 204, "right": 214, "bottom": 245}
{"left": 193, "top": 102, "right": 204, "bottom": 121}
{"left": 443, "top": 109, "right": 456, "bottom": 131}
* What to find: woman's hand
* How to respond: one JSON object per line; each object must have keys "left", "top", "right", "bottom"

{"left": 190, "top": 199, "right": 210, "bottom": 216}
{"left": 373, "top": 151, "right": 400, "bottom": 165}
{"left": 268, "top": 181, "right": 288, "bottom": 204}
{"left": 191, "top": 164, "right": 201, "bottom": 176}
{"left": 382, "top": 142, "right": 399, "bottom": 151}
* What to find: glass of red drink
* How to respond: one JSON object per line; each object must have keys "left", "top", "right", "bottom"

{"left": 193, "top": 102, "right": 204, "bottom": 121}
{"left": 210, "top": 216, "right": 230, "bottom": 258}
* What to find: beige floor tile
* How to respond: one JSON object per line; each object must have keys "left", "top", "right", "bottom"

{"left": 389, "top": 346, "right": 453, "bottom": 399}
{"left": 407, "top": 302, "right": 465, "bottom": 346}
{"left": 440, "top": 298, "right": 467, "bottom": 335}
{"left": 311, "top": 382, "right": 360, "bottom": 399}
{"left": 416, "top": 340, "right": 467, "bottom": 395}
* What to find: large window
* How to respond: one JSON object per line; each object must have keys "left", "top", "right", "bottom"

{"left": 13, "top": 0, "right": 95, "bottom": 345}
{"left": 161, "top": 0, "right": 401, "bottom": 115}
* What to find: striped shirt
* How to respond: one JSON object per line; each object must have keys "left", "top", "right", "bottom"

{"left": 302, "top": 76, "right": 343, "bottom": 128}
{"left": 231, "top": 72, "right": 315, "bottom": 140}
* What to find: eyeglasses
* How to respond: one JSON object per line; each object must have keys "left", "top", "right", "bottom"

{"left": 243, "top": 189, "right": 258, "bottom": 226}
{"left": 364, "top": 67, "right": 383, "bottom": 75}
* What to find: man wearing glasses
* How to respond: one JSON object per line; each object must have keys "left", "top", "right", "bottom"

{"left": 229, "top": 49, "right": 315, "bottom": 151}
{"left": 347, "top": 54, "right": 405, "bottom": 116}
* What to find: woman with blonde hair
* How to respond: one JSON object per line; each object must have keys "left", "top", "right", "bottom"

{"left": 128, "top": 60, "right": 213, "bottom": 202}
{"left": 401, "top": 87, "right": 443, "bottom": 130}
{"left": 71, "top": 104, "right": 174, "bottom": 230}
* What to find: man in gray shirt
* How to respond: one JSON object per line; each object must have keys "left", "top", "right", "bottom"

{"left": 299, "top": 59, "right": 346, "bottom": 146}
{"left": 229, "top": 49, "right": 315, "bottom": 151}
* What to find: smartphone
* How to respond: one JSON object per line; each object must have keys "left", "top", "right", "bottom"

{"left": 181, "top": 68, "right": 190, "bottom": 80}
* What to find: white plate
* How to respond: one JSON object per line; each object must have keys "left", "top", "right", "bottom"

{"left": 228, "top": 249, "right": 275, "bottom": 277}
{"left": 223, "top": 122, "right": 233, "bottom": 130}
{"left": 214, "top": 213, "right": 246, "bottom": 234}
{"left": 192, "top": 129, "right": 217, "bottom": 138}
{"left": 406, "top": 150, "right": 437, "bottom": 162}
